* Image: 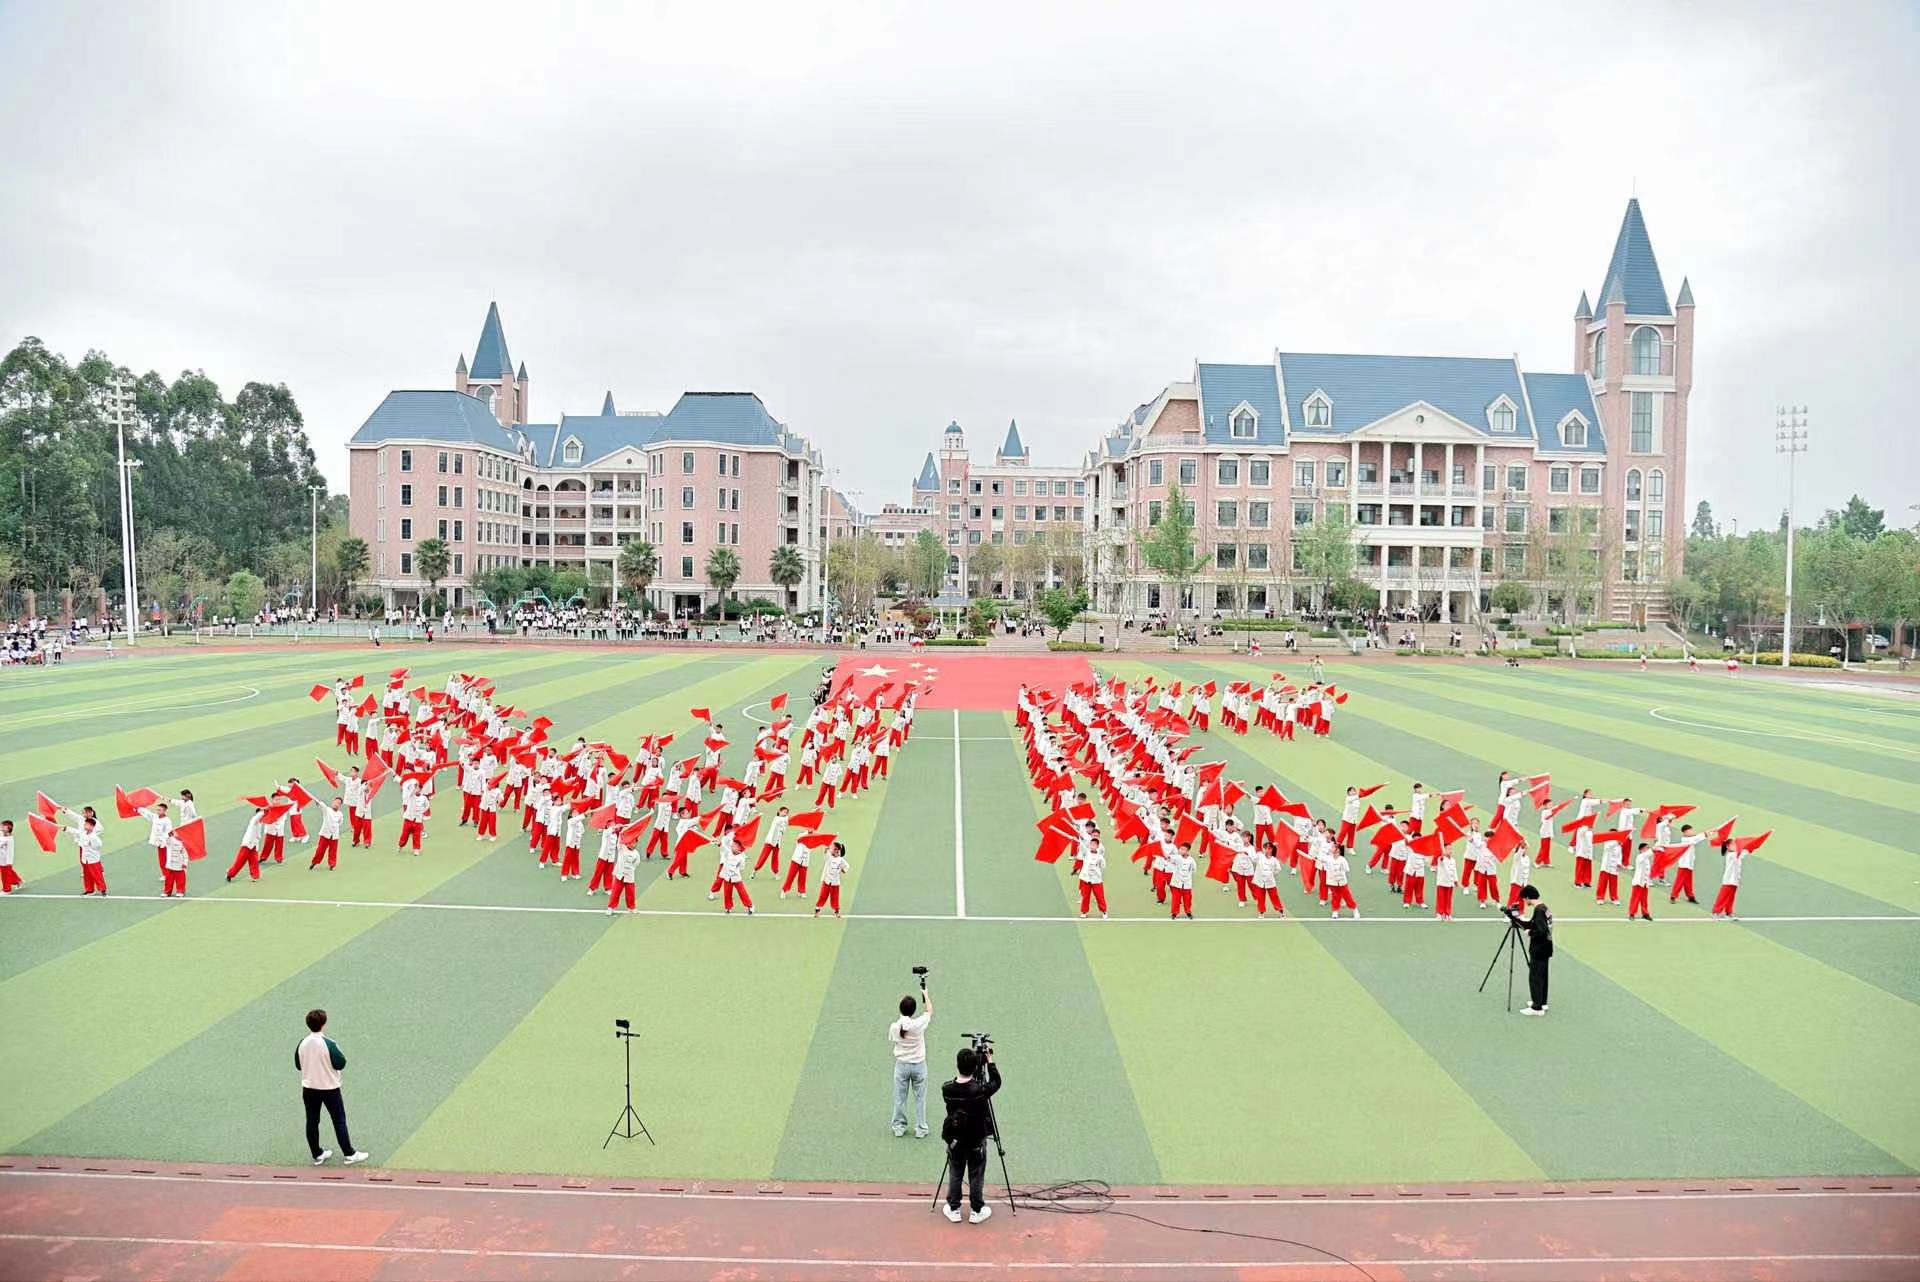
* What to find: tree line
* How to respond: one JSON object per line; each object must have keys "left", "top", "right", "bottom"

{"left": 0, "top": 336, "right": 344, "bottom": 620}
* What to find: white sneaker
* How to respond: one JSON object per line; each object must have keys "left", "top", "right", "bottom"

{"left": 942, "top": 1204, "right": 963, "bottom": 1223}
{"left": 344, "top": 1151, "right": 370, "bottom": 1165}
{"left": 969, "top": 1205, "right": 993, "bottom": 1224}
{"left": 707, "top": 892, "right": 717, "bottom": 900}
{"left": 313, "top": 1149, "right": 333, "bottom": 1165}
{"left": 1521, "top": 1007, "right": 1543, "bottom": 1017}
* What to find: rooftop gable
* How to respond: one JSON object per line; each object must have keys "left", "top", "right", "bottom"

{"left": 1194, "top": 363, "right": 1286, "bottom": 446}
{"left": 349, "top": 390, "right": 523, "bottom": 449}
{"left": 1275, "top": 352, "right": 1534, "bottom": 440}
{"left": 1595, "top": 198, "right": 1672, "bottom": 316}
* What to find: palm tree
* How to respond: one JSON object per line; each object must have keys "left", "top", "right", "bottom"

{"left": 619, "top": 538, "right": 658, "bottom": 611}
{"left": 769, "top": 543, "right": 806, "bottom": 606}
{"left": 705, "top": 547, "right": 742, "bottom": 615}
{"left": 413, "top": 537, "right": 450, "bottom": 614}
{"left": 335, "top": 537, "right": 368, "bottom": 612}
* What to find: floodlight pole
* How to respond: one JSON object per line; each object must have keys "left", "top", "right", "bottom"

{"left": 114, "top": 404, "right": 143, "bottom": 645}
{"left": 309, "top": 484, "right": 325, "bottom": 613}
{"left": 1775, "top": 407, "right": 1807, "bottom": 667}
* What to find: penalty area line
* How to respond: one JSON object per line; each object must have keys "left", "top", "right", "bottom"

{"left": 0, "top": 893, "right": 1911, "bottom": 926}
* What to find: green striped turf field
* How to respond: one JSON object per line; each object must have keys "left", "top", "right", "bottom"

{"left": 1, "top": 647, "right": 1915, "bottom": 1184}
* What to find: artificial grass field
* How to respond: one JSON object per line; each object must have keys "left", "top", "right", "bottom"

{"left": 1, "top": 643, "right": 1916, "bottom": 1189}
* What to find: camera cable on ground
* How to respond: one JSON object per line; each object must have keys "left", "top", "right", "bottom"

{"left": 1005, "top": 1179, "right": 1380, "bottom": 1282}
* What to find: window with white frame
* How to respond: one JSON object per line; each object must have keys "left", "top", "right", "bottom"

{"left": 1626, "top": 468, "right": 1642, "bottom": 502}
{"left": 1490, "top": 401, "right": 1517, "bottom": 433}
{"left": 1325, "top": 461, "right": 1346, "bottom": 488}
{"left": 1248, "top": 501, "right": 1270, "bottom": 528}
{"left": 1549, "top": 466, "right": 1570, "bottom": 494}
{"left": 1580, "top": 467, "right": 1601, "bottom": 495}
{"left": 1590, "top": 331, "right": 1606, "bottom": 381}
{"left": 1230, "top": 407, "right": 1257, "bottom": 439}
{"left": 1216, "top": 500, "right": 1236, "bottom": 527}
{"left": 1293, "top": 501, "right": 1314, "bottom": 527}
{"left": 1506, "top": 465, "right": 1527, "bottom": 492}
{"left": 1148, "top": 458, "right": 1164, "bottom": 486}
{"left": 563, "top": 438, "right": 582, "bottom": 464}
{"left": 1246, "top": 543, "right": 1268, "bottom": 570}
{"left": 1648, "top": 468, "right": 1665, "bottom": 503}
{"left": 1304, "top": 393, "right": 1331, "bottom": 427}
{"left": 1178, "top": 459, "right": 1197, "bottom": 485}
{"left": 1218, "top": 458, "right": 1239, "bottom": 485}
{"left": 1249, "top": 458, "right": 1270, "bottom": 485}
{"left": 1562, "top": 416, "right": 1588, "bottom": 448}
{"left": 1505, "top": 505, "right": 1526, "bottom": 533}
{"left": 1295, "top": 460, "right": 1315, "bottom": 488}
{"left": 1631, "top": 326, "right": 1661, "bottom": 376}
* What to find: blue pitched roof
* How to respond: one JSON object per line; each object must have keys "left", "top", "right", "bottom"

{"left": 1000, "top": 420, "right": 1026, "bottom": 458}
{"left": 1521, "top": 373, "right": 1607, "bottom": 455}
{"left": 349, "top": 390, "right": 521, "bottom": 447}
{"left": 914, "top": 452, "right": 939, "bottom": 490}
{"left": 601, "top": 390, "right": 616, "bottom": 415}
{"left": 1274, "top": 353, "right": 1532, "bottom": 439}
{"left": 1675, "top": 277, "right": 1694, "bottom": 306}
{"left": 1595, "top": 199, "right": 1671, "bottom": 316}
{"left": 470, "top": 303, "right": 512, "bottom": 380}
{"left": 1194, "top": 363, "right": 1286, "bottom": 446}
{"left": 651, "top": 392, "right": 788, "bottom": 446}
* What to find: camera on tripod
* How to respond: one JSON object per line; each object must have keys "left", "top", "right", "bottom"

{"left": 963, "top": 1031, "right": 993, "bottom": 1052}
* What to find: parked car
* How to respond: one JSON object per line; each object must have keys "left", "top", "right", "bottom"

{"left": 1867, "top": 634, "right": 1891, "bottom": 651}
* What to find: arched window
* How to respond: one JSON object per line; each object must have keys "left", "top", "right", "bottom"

{"left": 1648, "top": 468, "right": 1665, "bottom": 503}
{"left": 1626, "top": 468, "right": 1642, "bottom": 502}
{"left": 1631, "top": 326, "right": 1661, "bottom": 376}
{"left": 1590, "top": 331, "right": 1606, "bottom": 381}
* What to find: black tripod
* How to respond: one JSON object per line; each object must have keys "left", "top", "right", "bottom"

{"left": 1478, "top": 910, "right": 1530, "bottom": 1012}
{"left": 603, "top": 1022, "right": 655, "bottom": 1148}
{"left": 931, "top": 1066, "right": 1014, "bottom": 1217}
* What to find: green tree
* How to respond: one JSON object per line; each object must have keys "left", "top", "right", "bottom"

{"left": 705, "top": 546, "right": 742, "bottom": 606}
{"left": 335, "top": 536, "right": 369, "bottom": 605}
{"left": 1859, "top": 530, "right": 1920, "bottom": 653}
{"left": 969, "top": 541, "right": 1005, "bottom": 599}
{"left": 1010, "top": 537, "right": 1050, "bottom": 611}
{"left": 1045, "top": 525, "right": 1086, "bottom": 594}
{"left": 474, "top": 565, "right": 523, "bottom": 611}
{"left": 906, "top": 529, "right": 945, "bottom": 599}
{"left": 1690, "top": 500, "right": 1717, "bottom": 540}
{"left": 1823, "top": 494, "right": 1885, "bottom": 541}
{"left": 1664, "top": 573, "right": 1706, "bottom": 635}
{"left": 413, "top": 537, "right": 450, "bottom": 612}
{"left": 223, "top": 568, "right": 265, "bottom": 619}
{"left": 550, "top": 568, "right": 588, "bottom": 606}
{"left": 1295, "top": 507, "right": 1357, "bottom": 610}
{"left": 1037, "top": 585, "right": 1089, "bottom": 638}
{"left": 1488, "top": 579, "right": 1531, "bottom": 616}
{"left": 1142, "top": 481, "right": 1200, "bottom": 625}
{"left": 768, "top": 543, "right": 806, "bottom": 602}
{"left": 1328, "top": 576, "right": 1376, "bottom": 614}
{"left": 619, "top": 538, "right": 658, "bottom": 608}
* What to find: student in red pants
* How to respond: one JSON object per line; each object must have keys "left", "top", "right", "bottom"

{"left": 1627, "top": 843, "right": 1654, "bottom": 921}
{"left": 645, "top": 800, "right": 673, "bottom": 860}
{"left": 753, "top": 809, "right": 788, "bottom": 877}
{"left": 1400, "top": 842, "right": 1429, "bottom": 910}
{"left": 162, "top": 833, "right": 190, "bottom": 897}
{"left": 1668, "top": 826, "right": 1703, "bottom": 904}
{"left": 814, "top": 842, "right": 849, "bottom": 917}
{"left": 781, "top": 838, "right": 811, "bottom": 898}
{"left": 814, "top": 759, "right": 842, "bottom": 809}
{"left": 1433, "top": 847, "right": 1457, "bottom": 920}
{"left": 716, "top": 842, "right": 753, "bottom": 914}
{"left": 227, "top": 809, "right": 267, "bottom": 882}
{"left": 1250, "top": 848, "right": 1284, "bottom": 917}
{"left": 1535, "top": 808, "right": 1555, "bottom": 867}
{"left": 397, "top": 789, "right": 428, "bottom": 854}
{"left": 1325, "top": 850, "right": 1358, "bottom": 919}
{"left": 1077, "top": 839, "right": 1109, "bottom": 919}
{"left": 1167, "top": 847, "right": 1196, "bottom": 919}
{"left": 589, "top": 826, "right": 619, "bottom": 894}
{"left": 1711, "top": 842, "right": 1744, "bottom": 919}
{"left": 309, "top": 800, "right": 344, "bottom": 870}
{"left": 559, "top": 811, "right": 585, "bottom": 881}
{"left": 665, "top": 814, "right": 701, "bottom": 880}
{"left": 476, "top": 781, "right": 501, "bottom": 841}
{"left": 606, "top": 842, "right": 639, "bottom": 915}
{"left": 0, "top": 820, "right": 19, "bottom": 893}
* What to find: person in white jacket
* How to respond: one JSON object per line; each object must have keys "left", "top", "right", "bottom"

{"left": 1077, "top": 837, "right": 1108, "bottom": 919}
{"left": 139, "top": 802, "right": 174, "bottom": 879}
{"left": 309, "top": 800, "right": 345, "bottom": 870}
{"left": 228, "top": 808, "right": 267, "bottom": 882}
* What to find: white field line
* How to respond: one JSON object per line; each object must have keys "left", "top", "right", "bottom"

{"left": 2, "top": 685, "right": 261, "bottom": 729}
{"left": 1, "top": 892, "right": 1911, "bottom": 927}
{"left": 953, "top": 709, "right": 967, "bottom": 918}
{"left": 1647, "top": 705, "right": 1920, "bottom": 757}
{"left": 0, "top": 1232, "right": 1912, "bottom": 1274}
{"left": 6, "top": 1167, "right": 1916, "bottom": 1210}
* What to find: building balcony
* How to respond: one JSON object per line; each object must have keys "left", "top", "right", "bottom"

{"left": 1387, "top": 481, "right": 1415, "bottom": 498}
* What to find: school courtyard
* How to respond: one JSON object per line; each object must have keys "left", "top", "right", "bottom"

{"left": 2, "top": 640, "right": 1913, "bottom": 1209}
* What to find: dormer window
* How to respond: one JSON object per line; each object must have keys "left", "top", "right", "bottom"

{"left": 563, "top": 437, "right": 583, "bottom": 465}
{"left": 1229, "top": 404, "right": 1258, "bottom": 439}
{"left": 1488, "top": 398, "right": 1518, "bottom": 433}
{"left": 1303, "top": 392, "right": 1331, "bottom": 428}
{"left": 1560, "top": 413, "right": 1589, "bottom": 448}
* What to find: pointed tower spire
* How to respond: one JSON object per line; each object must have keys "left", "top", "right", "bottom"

{"left": 999, "top": 419, "right": 1027, "bottom": 461}
{"left": 1675, "top": 277, "right": 1694, "bottom": 307}
{"left": 470, "top": 301, "right": 512, "bottom": 380}
{"left": 1594, "top": 198, "right": 1671, "bottom": 315}
{"left": 1574, "top": 291, "right": 1592, "bottom": 320}
{"left": 914, "top": 452, "right": 939, "bottom": 491}
{"left": 601, "top": 390, "right": 617, "bottom": 415}
{"left": 517, "top": 360, "right": 528, "bottom": 381}
{"left": 455, "top": 352, "right": 468, "bottom": 375}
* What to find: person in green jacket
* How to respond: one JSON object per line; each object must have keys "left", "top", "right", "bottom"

{"left": 296, "top": 1009, "right": 368, "bottom": 1165}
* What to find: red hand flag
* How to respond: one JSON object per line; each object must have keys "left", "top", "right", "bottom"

{"left": 588, "top": 804, "right": 622, "bottom": 830}
{"left": 315, "top": 759, "right": 341, "bottom": 789}
{"left": 1729, "top": 830, "right": 1772, "bottom": 855}
{"left": 309, "top": 684, "right": 330, "bottom": 702}
{"left": 787, "top": 810, "right": 825, "bottom": 831}
{"left": 174, "top": 817, "right": 208, "bottom": 861}
{"left": 1707, "top": 816, "right": 1738, "bottom": 846}
{"left": 690, "top": 707, "right": 711, "bottom": 722}
{"left": 1356, "top": 782, "right": 1386, "bottom": 799}
{"left": 27, "top": 813, "right": 60, "bottom": 852}
{"left": 1651, "top": 844, "right": 1690, "bottom": 879}
{"left": 769, "top": 692, "right": 788, "bottom": 711}
{"left": 1486, "top": 815, "right": 1524, "bottom": 862}
{"left": 674, "top": 827, "right": 713, "bottom": 859}
{"left": 35, "top": 791, "right": 61, "bottom": 820}
{"left": 796, "top": 831, "right": 838, "bottom": 850}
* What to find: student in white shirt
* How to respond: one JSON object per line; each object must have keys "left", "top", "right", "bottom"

{"left": 889, "top": 977, "right": 934, "bottom": 1138}
{"left": 0, "top": 820, "right": 18, "bottom": 894}
{"left": 814, "top": 840, "right": 850, "bottom": 917}
{"left": 296, "top": 1009, "right": 368, "bottom": 1166}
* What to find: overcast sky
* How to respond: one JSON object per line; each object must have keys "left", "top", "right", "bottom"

{"left": 2, "top": 2, "right": 1913, "bottom": 534}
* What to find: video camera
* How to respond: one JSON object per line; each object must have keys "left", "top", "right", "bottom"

{"left": 962, "top": 1031, "right": 993, "bottom": 1053}
{"left": 912, "top": 965, "right": 929, "bottom": 986}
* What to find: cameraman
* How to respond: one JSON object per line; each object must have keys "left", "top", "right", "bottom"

{"left": 1504, "top": 885, "right": 1553, "bottom": 1015}
{"left": 940, "top": 1042, "right": 1001, "bottom": 1223}
{"left": 889, "top": 978, "right": 932, "bottom": 1138}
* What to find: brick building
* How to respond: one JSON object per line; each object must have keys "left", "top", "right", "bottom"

{"left": 348, "top": 305, "right": 826, "bottom": 616}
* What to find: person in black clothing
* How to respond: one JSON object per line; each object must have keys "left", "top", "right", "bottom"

{"left": 1505, "top": 885, "right": 1554, "bottom": 1015}
{"left": 939, "top": 1045, "right": 1001, "bottom": 1222}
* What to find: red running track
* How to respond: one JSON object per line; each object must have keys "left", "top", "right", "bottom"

{"left": 829, "top": 652, "right": 1096, "bottom": 712}
{"left": 1, "top": 1159, "right": 1916, "bottom": 1281}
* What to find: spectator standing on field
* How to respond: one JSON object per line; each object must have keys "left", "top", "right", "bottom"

{"left": 297, "top": 1009, "right": 369, "bottom": 1166}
